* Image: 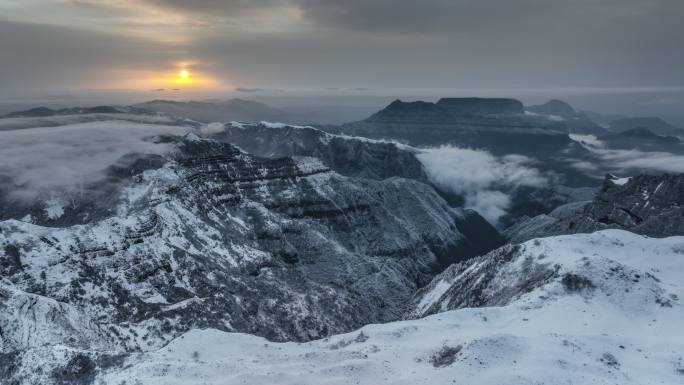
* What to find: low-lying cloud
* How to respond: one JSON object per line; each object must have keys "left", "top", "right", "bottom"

{"left": 570, "top": 134, "right": 684, "bottom": 174}
{"left": 416, "top": 146, "right": 547, "bottom": 225}
{"left": 0, "top": 119, "right": 191, "bottom": 202}
{"left": 597, "top": 148, "right": 684, "bottom": 173}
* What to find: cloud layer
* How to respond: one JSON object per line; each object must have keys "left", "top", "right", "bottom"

{"left": 570, "top": 134, "right": 684, "bottom": 174}
{"left": 0, "top": 119, "right": 190, "bottom": 201}
{"left": 1, "top": 0, "right": 683, "bottom": 93}
{"left": 416, "top": 146, "right": 547, "bottom": 225}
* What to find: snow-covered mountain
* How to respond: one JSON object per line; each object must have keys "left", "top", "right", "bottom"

{"left": 1, "top": 107, "right": 683, "bottom": 385}
{"left": 87, "top": 230, "right": 683, "bottom": 384}
{"left": 0, "top": 122, "right": 503, "bottom": 384}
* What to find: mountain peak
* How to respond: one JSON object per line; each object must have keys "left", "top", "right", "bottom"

{"left": 527, "top": 99, "right": 576, "bottom": 117}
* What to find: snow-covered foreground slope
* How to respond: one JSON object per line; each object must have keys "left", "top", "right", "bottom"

{"left": 98, "top": 230, "right": 684, "bottom": 384}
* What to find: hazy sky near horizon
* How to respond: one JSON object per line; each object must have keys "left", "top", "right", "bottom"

{"left": 1, "top": 0, "right": 683, "bottom": 94}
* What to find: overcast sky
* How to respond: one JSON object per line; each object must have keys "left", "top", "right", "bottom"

{"left": 1, "top": 0, "right": 683, "bottom": 95}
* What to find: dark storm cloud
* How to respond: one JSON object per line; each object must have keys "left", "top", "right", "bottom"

{"left": 141, "top": 0, "right": 684, "bottom": 38}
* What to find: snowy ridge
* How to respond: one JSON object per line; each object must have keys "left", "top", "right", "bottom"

{"left": 97, "top": 230, "right": 684, "bottom": 384}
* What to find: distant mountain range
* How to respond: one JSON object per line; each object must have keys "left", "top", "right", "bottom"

{"left": 607, "top": 116, "right": 684, "bottom": 136}
{"left": 526, "top": 99, "right": 608, "bottom": 136}
{"left": 133, "top": 99, "right": 290, "bottom": 123}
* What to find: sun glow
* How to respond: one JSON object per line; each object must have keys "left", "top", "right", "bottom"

{"left": 104, "top": 62, "right": 226, "bottom": 91}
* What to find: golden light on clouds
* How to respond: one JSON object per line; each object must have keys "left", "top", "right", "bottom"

{"left": 106, "top": 64, "right": 226, "bottom": 91}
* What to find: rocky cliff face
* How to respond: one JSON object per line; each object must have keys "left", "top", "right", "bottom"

{"left": 504, "top": 173, "right": 684, "bottom": 243}
{"left": 0, "top": 132, "right": 503, "bottom": 384}
{"left": 219, "top": 122, "right": 428, "bottom": 182}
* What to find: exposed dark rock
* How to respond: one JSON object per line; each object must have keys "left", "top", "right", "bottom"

{"left": 599, "top": 352, "right": 620, "bottom": 368}
{"left": 562, "top": 273, "right": 596, "bottom": 292}
{"left": 505, "top": 173, "right": 684, "bottom": 243}
{"left": 51, "top": 354, "right": 96, "bottom": 385}
{"left": 430, "top": 345, "right": 462, "bottom": 367}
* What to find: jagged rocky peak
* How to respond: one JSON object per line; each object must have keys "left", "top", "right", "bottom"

{"left": 504, "top": 173, "right": 684, "bottom": 243}
{"left": 436, "top": 97, "right": 524, "bottom": 115}
{"left": 527, "top": 99, "right": 576, "bottom": 117}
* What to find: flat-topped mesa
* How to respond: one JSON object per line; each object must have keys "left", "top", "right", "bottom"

{"left": 365, "top": 99, "right": 444, "bottom": 122}
{"left": 436, "top": 97, "right": 524, "bottom": 115}
{"left": 366, "top": 98, "right": 526, "bottom": 123}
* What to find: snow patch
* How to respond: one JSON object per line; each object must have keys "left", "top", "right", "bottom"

{"left": 44, "top": 196, "right": 65, "bottom": 219}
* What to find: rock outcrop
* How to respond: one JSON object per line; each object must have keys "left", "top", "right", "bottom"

{"left": 504, "top": 173, "right": 684, "bottom": 243}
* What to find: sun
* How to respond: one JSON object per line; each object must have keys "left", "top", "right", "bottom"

{"left": 179, "top": 69, "right": 189, "bottom": 79}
